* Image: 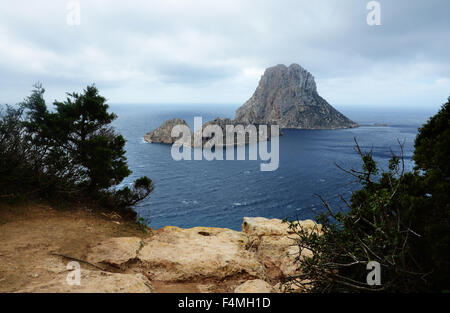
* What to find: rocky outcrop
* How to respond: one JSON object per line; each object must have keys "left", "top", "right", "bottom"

{"left": 145, "top": 117, "right": 278, "bottom": 147}
{"left": 17, "top": 270, "right": 153, "bottom": 293}
{"left": 86, "top": 237, "right": 143, "bottom": 267}
{"left": 144, "top": 118, "right": 189, "bottom": 144}
{"left": 235, "top": 64, "right": 358, "bottom": 129}
{"left": 234, "top": 279, "right": 274, "bottom": 293}
{"left": 85, "top": 217, "right": 321, "bottom": 292}
{"left": 87, "top": 226, "right": 264, "bottom": 281}
{"left": 242, "top": 217, "right": 320, "bottom": 280}
{"left": 137, "top": 226, "right": 264, "bottom": 281}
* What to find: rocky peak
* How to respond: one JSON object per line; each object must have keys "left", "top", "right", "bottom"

{"left": 235, "top": 63, "right": 358, "bottom": 129}
{"left": 258, "top": 64, "right": 317, "bottom": 94}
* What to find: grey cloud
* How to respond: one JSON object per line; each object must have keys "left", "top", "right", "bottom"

{"left": 0, "top": 0, "right": 449, "bottom": 106}
{"left": 154, "top": 63, "right": 237, "bottom": 84}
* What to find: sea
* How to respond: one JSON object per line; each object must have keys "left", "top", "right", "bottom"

{"left": 110, "top": 104, "right": 437, "bottom": 230}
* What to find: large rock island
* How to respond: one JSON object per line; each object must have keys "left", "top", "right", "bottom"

{"left": 235, "top": 64, "right": 358, "bottom": 129}
{"left": 144, "top": 63, "right": 358, "bottom": 144}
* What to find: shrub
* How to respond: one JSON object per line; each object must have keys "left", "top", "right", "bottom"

{"left": 0, "top": 84, "right": 153, "bottom": 216}
{"left": 288, "top": 97, "right": 450, "bottom": 292}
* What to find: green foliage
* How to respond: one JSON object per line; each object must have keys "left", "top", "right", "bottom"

{"left": 0, "top": 105, "right": 39, "bottom": 198}
{"left": 411, "top": 97, "right": 450, "bottom": 291}
{"left": 102, "top": 176, "right": 155, "bottom": 212}
{"left": 288, "top": 97, "right": 450, "bottom": 292}
{"left": 414, "top": 97, "right": 450, "bottom": 177}
{"left": 1, "top": 84, "right": 154, "bottom": 216}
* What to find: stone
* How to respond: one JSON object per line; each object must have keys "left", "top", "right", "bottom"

{"left": 242, "top": 217, "right": 293, "bottom": 237}
{"left": 234, "top": 279, "right": 273, "bottom": 293}
{"left": 235, "top": 64, "right": 359, "bottom": 129}
{"left": 17, "top": 270, "right": 153, "bottom": 293}
{"left": 242, "top": 217, "right": 320, "bottom": 280}
{"left": 83, "top": 217, "right": 321, "bottom": 287}
{"left": 137, "top": 226, "right": 265, "bottom": 281}
{"left": 86, "top": 237, "right": 143, "bottom": 267}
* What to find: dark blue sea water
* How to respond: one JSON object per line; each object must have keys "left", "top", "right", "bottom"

{"left": 110, "top": 104, "right": 436, "bottom": 230}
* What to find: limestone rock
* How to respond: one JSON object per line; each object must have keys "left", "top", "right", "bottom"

{"left": 17, "top": 270, "right": 153, "bottom": 293}
{"left": 242, "top": 217, "right": 320, "bottom": 280}
{"left": 234, "top": 279, "right": 273, "bottom": 293}
{"left": 83, "top": 217, "right": 321, "bottom": 288}
{"left": 86, "top": 237, "right": 143, "bottom": 267}
{"left": 138, "top": 226, "right": 265, "bottom": 281}
{"left": 144, "top": 118, "right": 189, "bottom": 144}
{"left": 243, "top": 217, "right": 321, "bottom": 237}
{"left": 242, "top": 217, "right": 293, "bottom": 237}
{"left": 235, "top": 64, "right": 359, "bottom": 129}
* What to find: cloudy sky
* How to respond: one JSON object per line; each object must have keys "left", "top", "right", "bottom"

{"left": 0, "top": 0, "right": 449, "bottom": 109}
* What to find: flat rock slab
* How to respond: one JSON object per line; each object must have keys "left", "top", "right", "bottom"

{"left": 17, "top": 270, "right": 153, "bottom": 293}
{"left": 138, "top": 226, "right": 264, "bottom": 281}
{"left": 242, "top": 216, "right": 321, "bottom": 236}
{"left": 86, "top": 237, "right": 143, "bottom": 266}
{"left": 234, "top": 279, "right": 274, "bottom": 293}
{"left": 243, "top": 217, "right": 293, "bottom": 236}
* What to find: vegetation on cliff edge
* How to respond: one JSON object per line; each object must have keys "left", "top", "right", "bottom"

{"left": 288, "top": 97, "right": 450, "bottom": 292}
{"left": 0, "top": 84, "right": 153, "bottom": 217}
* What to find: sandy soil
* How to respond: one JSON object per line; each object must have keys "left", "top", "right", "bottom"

{"left": 0, "top": 203, "right": 148, "bottom": 292}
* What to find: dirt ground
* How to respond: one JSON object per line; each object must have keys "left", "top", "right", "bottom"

{"left": 0, "top": 203, "right": 239, "bottom": 293}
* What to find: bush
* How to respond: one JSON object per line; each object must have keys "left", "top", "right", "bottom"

{"left": 0, "top": 84, "right": 154, "bottom": 216}
{"left": 0, "top": 105, "right": 40, "bottom": 199}
{"left": 287, "top": 97, "right": 450, "bottom": 292}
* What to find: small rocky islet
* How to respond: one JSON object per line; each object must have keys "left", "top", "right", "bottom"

{"left": 144, "top": 63, "right": 359, "bottom": 146}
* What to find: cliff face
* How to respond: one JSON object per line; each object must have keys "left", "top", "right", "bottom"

{"left": 235, "top": 64, "right": 358, "bottom": 129}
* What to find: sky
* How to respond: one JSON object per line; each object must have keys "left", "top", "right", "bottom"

{"left": 0, "top": 0, "right": 449, "bottom": 110}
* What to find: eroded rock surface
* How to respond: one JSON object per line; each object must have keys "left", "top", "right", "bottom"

{"left": 84, "top": 217, "right": 322, "bottom": 292}
{"left": 17, "top": 270, "right": 153, "bottom": 293}
{"left": 234, "top": 279, "right": 274, "bottom": 293}
{"left": 86, "top": 237, "right": 143, "bottom": 267}
{"left": 242, "top": 217, "right": 320, "bottom": 280}
{"left": 138, "top": 226, "right": 264, "bottom": 281}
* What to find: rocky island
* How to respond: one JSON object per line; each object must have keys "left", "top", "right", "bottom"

{"left": 235, "top": 64, "right": 358, "bottom": 129}
{"left": 144, "top": 63, "right": 358, "bottom": 145}
{"left": 144, "top": 118, "right": 189, "bottom": 144}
